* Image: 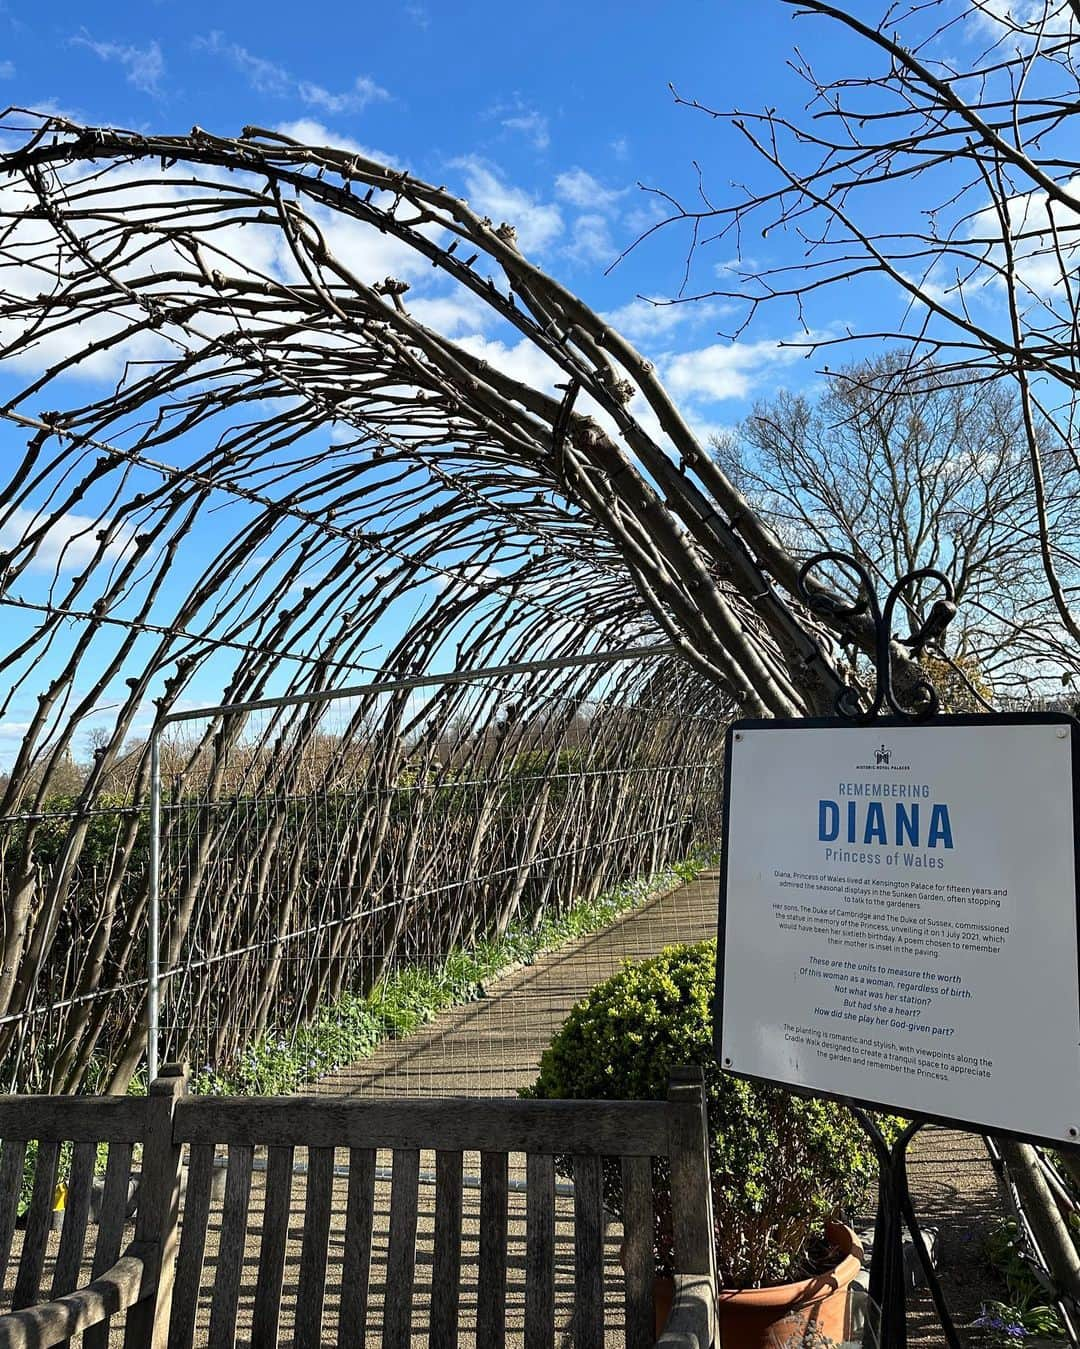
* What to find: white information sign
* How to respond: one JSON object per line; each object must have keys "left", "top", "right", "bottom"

{"left": 716, "top": 717, "right": 1080, "bottom": 1144}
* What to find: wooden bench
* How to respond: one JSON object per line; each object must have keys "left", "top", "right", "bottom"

{"left": 0, "top": 1065, "right": 716, "bottom": 1348}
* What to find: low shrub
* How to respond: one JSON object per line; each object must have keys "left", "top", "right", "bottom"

{"left": 528, "top": 939, "right": 896, "bottom": 1288}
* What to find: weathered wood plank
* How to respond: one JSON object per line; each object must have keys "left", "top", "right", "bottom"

{"left": 382, "top": 1148, "right": 420, "bottom": 1349}
{"left": 0, "top": 1250, "right": 150, "bottom": 1349}
{"left": 295, "top": 1145, "right": 335, "bottom": 1349}
{"left": 251, "top": 1144, "right": 294, "bottom": 1349}
{"left": 524, "top": 1153, "right": 555, "bottom": 1349}
{"left": 166, "top": 1142, "right": 215, "bottom": 1349}
{"left": 667, "top": 1070, "right": 714, "bottom": 1279}
{"left": 207, "top": 1144, "right": 253, "bottom": 1349}
{"left": 51, "top": 1140, "right": 96, "bottom": 1298}
{"left": 572, "top": 1154, "right": 604, "bottom": 1349}
{"left": 429, "top": 1150, "right": 463, "bottom": 1349}
{"left": 14, "top": 1138, "right": 60, "bottom": 1309}
{"left": 477, "top": 1151, "right": 508, "bottom": 1349}
{"left": 621, "top": 1155, "right": 655, "bottom": 1349}
{"left": 0, "top": 1100, "right": 146, "bottom": 1144}
{"left": 85, "top": 1141, "right": 133, "bottom": 1349}
{"left": 126, "top": 1065, "right": 187, "bottom": 1349}
{"left": 173, "top": 1097, "right": 669, "bottom": 1155}
{"left": 0, "top": 1140, "right": 27, "bottom": 1300}
{"left": 338, "top": 1147, "right": 375, "bottom": 1349}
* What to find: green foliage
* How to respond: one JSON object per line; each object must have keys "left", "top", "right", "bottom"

{"left": 528, "top": 940, "right": 897, "bottom": 1288}
{"left": 194, "top": 854, "right": 712, "bottom": 1098}
{"left": 3, "top": 793, "right": 147, "bottom": 873}
{"left": 978, "top": 1220, "right": 1066, "bottom": 1343}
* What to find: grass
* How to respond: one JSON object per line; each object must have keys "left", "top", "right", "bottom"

{"left": 194, "top": 851, "right": 715, "bottom": 1097}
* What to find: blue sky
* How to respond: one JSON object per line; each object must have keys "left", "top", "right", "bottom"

{"left": 0, "top": 0, "right": 829, "bottom": 387}
{"left": 0, "top": 2, "right": 929, "bottom": 763}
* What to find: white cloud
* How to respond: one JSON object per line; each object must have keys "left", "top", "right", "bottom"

{"left": 663, "top": 336, "right": 808, "bottom": 404}
{"left": 0, "top": 61, "right": 13, "bottom": 79}
{"left": 274, "top": 118, "right": 400, "bottom": 168}
{"left": 70, "top": 33, "right": 165, "bottom": 96}
{"left": 296, "top": 77, "right": 389, "bottom": 116}
{"left": 565, "top": 212, "right": 614, "bottom": 266}
{"left": 489, "top": 98, "right": 550, "bottom": 151}
{"left": 714, "top": 255, "right": 760, "bottom": 277}
{"left": 604, "top": 297, "right": 730, "bottom": 344}
{"left": 611, "top": 138, "right": 629, "bottom": 162}
{"left": 501, "top": 110, "right": 549, "bottom": 151}
{"left": 408, "top": 290, "right": 499, "bottom": 336}
{"left": 452, "top": 157, "right": 563, "bottom": 254}
{"left": 970, "top": 0, "right": 1072, "bottom": 34}
{"left": 966, "top": 174, "right": 1080, "bottom": 299}
{"left": 0, "top": 506, "right": 133, "bottom": 573}
{"left": 455, "top": 333, "right": 563, "bottom": 397}
{"left": 555, "top": 168, "right": 626, "bottom": 214}
{"left": 195, "top": 33, "right": 389, "bottom": 113}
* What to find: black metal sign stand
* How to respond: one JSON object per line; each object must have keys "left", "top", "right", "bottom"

{"left": 799, "top": 553, "right": 963, "bottom": 1349}
{"left": 852, "top": 1111, "right": 962, "bottom": 1349}
{"left": 745, "top": 552, "right": 972, "bottom": 1349}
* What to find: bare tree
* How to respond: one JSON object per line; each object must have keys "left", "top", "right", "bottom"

{"left": 647, "top": 0, "right": 1080, "bottom": 687}
{"left": 713, "top": 353, "right": 1078, "bottom": 696}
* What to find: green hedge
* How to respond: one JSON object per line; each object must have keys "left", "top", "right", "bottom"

{"left": 528, "top": 940, "right": 898, "bottom": 1287}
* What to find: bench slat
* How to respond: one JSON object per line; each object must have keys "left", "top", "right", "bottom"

{"left": 14, "top": 1138, "right": 60, "bottom": 1309}
{"left": 296, "top": 1146, "right": 334, "bottom": 1349}
{"left": 621, "top": 1155, "right": 655, "bottom": 1349}
{"left": 0, "top": 1100, "right": 145, "bottom": 1144}
{"left": 208, "top": 1143, "right": 253, "bottom": 1349}
{"left": 167, "top": 1142, "right": 215, "bottom": 1349}
{"left": 339, "top": 1148, "right": 375, "bottom": 1349}
{"left": 51, "top": 1139, "right": 96, "bottom": 1298}
{"left": 573, "top": 1154, "right": 605, "bottom": 1349}
{"left": 85, "top": 1141, "right": 133, "bottom": 1349}
{"left": 382, "top": 1148, "right": 420, "bottom": 1349}
{"left": 524, "top": 1153, "right": 555, "bottom": 1349}
{"left": 429, "top": 1150, "right": 462, "bottom": 1349}
{"left": 172, "top": 1097, "right": 670, "bottom": 1155}
{"left": 477, "top": 1151, "right": 508, "bottom": 1349}
{"left": 252, "top": 1144, "right": 294, "bottom": 1349}
{"left": 0, "top": 1140, "right": 27, "bottom": 1299}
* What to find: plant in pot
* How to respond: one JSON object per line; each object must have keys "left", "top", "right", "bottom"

{"left": 526, "top": 940, "right": 897, "bottom": 1349}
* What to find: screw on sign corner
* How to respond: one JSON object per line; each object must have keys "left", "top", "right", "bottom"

{"left": 1069, "top": 1126, "right": 1078, "bottom": 1138}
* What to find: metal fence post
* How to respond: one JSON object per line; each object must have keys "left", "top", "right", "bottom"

{"left": 147, "top": 727, "right": 161, "bottom": 1083}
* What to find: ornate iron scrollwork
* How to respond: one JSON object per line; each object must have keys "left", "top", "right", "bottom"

{"left": 796, "top": 550, "right": 958, "bottom": 722}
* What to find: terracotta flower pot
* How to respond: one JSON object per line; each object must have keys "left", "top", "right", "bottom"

{"left": 715, "top": 1221, "right": 865, "bottom": 1349}
{"left": 623, "top": 1220, "right": 863, "bottom": 1347}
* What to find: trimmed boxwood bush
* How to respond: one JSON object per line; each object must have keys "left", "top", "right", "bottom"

{"left": 528, "top": 940, "right": 894, "bottom": 1288}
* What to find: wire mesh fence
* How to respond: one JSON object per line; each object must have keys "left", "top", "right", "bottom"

{"left": 0, "top": 650, "right": 728, "bottom": 1097}
{"left": 155, "top": 652, "right": 727, "bottom": 1096}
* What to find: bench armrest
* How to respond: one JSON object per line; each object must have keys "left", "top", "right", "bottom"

{"left": 0, "top": 1244, "right": 153, "bottom": 1349}
{"left": 657, "top": 1271, "right": 716, "bottom": 1349}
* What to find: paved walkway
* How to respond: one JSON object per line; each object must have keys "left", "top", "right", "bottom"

{"left": 319, "top": 871, "right": 717, "bottom": 1099}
